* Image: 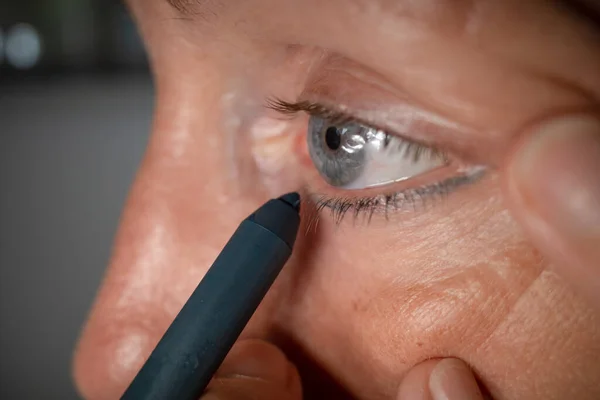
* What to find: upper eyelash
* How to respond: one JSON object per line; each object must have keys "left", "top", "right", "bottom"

{"left": 266, "top": 98, "right": 354, "bottom": 125}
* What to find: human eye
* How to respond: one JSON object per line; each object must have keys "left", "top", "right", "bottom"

{"left": 266, "top": 97, "right": 485, "bottom": 223}
{"left": 305, "top": 112, "right": 446, "bottom": 190}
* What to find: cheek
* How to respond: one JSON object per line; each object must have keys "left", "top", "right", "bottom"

{"left": 274, "top": 177, "right": 600, "bottom": 399}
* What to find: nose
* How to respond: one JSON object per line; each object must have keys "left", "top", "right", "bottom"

{"left": 72, "top": 108, "right": 275, "bottom": 399}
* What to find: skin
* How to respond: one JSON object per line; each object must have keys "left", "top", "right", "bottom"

{"left": 73, "top": 1, "right": 600, "bottom": 399}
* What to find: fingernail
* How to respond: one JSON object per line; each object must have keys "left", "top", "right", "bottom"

{"left": 510, "top": 115, "right": 600, "bottom": 237}
{"left": 429, "top": 358, "right": 483, "bottom": 400}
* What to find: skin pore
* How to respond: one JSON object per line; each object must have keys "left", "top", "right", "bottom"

{"left": 74, "top": 1, "right": 600, "bottom": 399}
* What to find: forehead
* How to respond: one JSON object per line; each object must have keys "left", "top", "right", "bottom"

{"left": 157, "top": 0, "right": 476, "bottom": 39}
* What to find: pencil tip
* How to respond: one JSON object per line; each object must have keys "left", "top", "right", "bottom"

{"left": 278, "top": 192, "right": 301, "bottom": 212}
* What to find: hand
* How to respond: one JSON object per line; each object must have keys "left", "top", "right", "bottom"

{"left": 201, "top": 339, "right": 302, "bottom": 400}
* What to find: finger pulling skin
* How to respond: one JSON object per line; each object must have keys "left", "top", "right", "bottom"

{"left": 504, "top": 114, "right": 600, "bottom": 309}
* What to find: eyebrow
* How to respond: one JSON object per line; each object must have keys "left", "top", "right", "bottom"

{"left": 166, "top": 0, "right": 222, "bottom": 15}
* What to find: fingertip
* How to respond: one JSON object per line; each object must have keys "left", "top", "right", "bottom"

{"left": 216, "top": 339, "right": 293, "bottom": 385}
{"left": 506, "top": 115, "right": 600, "bottom": 238}
{"left": 396, "top": 359, "right": 439, "bottom": 400}
{"left": 428, "top": 358, "right": 484, "bottom": 400}
{"left": 397, "top": 358, "right": 484, "bottom": 400}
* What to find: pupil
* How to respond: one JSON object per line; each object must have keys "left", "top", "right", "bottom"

{"left": 325, "top": 126, "right": 342, "bottom": 150}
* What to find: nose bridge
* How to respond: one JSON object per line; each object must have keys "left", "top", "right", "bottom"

{"left": 98, "top": 104, "right": 227, "bottom": 301}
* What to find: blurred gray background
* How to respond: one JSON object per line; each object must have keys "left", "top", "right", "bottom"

{"left": 1, "top": 2, "right": 153, "bottom": 398}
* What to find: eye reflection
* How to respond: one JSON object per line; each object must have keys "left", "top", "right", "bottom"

{"left": 308, "top": 115, "right": 447, "bottom": 189}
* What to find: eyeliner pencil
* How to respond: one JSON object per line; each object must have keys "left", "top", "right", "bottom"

{"left": 121, "top": 193, "right": 301, "bottom": 400}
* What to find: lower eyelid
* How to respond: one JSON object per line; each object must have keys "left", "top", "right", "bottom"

{"left": 306, "top": 163, "right": 486, "bottom": 202}
{"left": 306, "top": 167, "right": 488, "bottom": 224}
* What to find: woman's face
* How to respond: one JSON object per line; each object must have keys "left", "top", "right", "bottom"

{"left": 74, "top": 1, "right": 600, "bottom": 399}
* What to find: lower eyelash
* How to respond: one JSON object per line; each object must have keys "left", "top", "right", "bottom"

{"left": 309, "top": 167, "right": 486, "bottom": 225}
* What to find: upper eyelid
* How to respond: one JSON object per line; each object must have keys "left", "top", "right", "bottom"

{"left": 265, "top": 97, "right": 445, "bottom": 154}
{"left": 266, "top": 94, "right": 501, "bottom": 168}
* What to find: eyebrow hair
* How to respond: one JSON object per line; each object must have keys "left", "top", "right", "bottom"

{"left": 164, "top": 0, "right": 385, "bottom": 16}
{"left": 166, "top": 0, "right": 195, "bottom": 13}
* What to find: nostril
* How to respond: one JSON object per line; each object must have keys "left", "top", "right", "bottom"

{"left": 73, "top": 325, "right": 155, "bottom": 400}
